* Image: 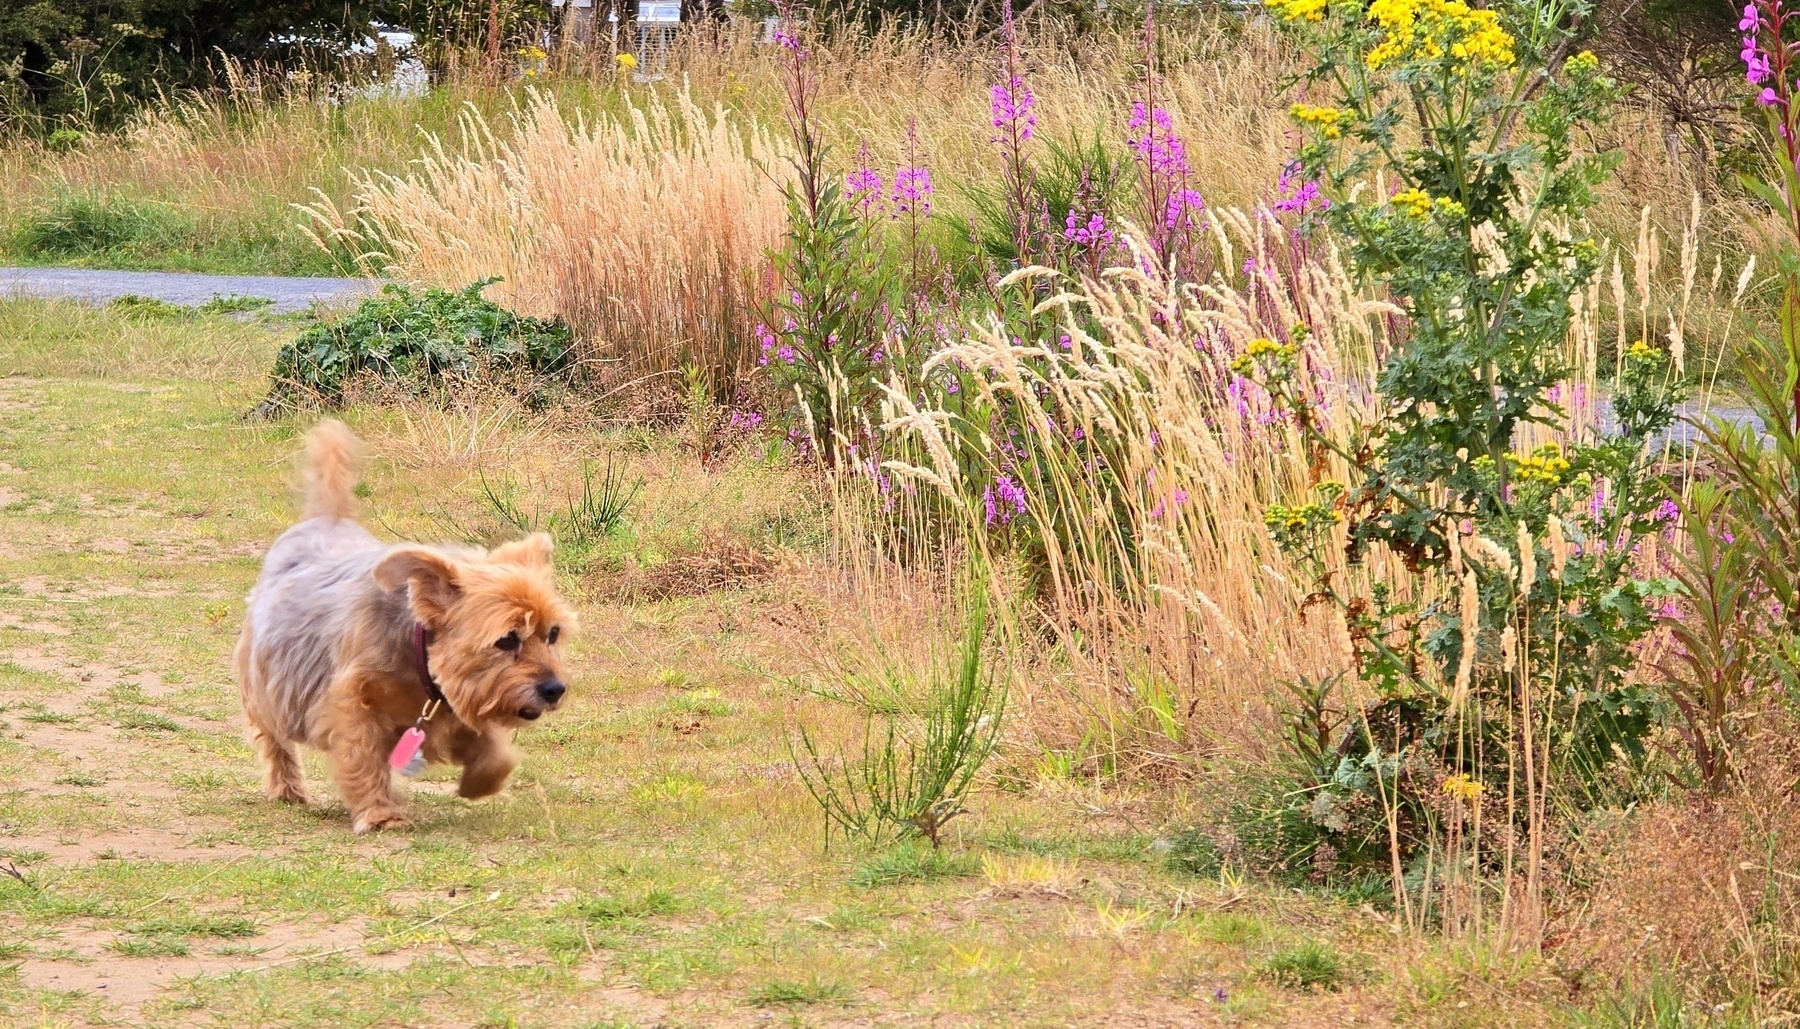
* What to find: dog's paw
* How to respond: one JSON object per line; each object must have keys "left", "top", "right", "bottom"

{"left": 267, "top": 783, "right": 311, "bottom": 805}
{"left": 351, "top": 808, "right": 412, "bottom": 834}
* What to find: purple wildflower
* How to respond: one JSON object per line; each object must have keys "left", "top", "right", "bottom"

{"left": 1654, "top": 499, "right": 1680, "bottom": 523}
{"left": 892, "top": 167, "right": 933, "bottom": 215}
{"left": 1273, "top": 162, "right": 1328, "bottom": 214}
{"left": 1128, "top": 102, "right": 1191, "bottom": 178}
{"left": 846, "top": 160, "right": 883, "bottom": 213}
{"left": 755, "top": 323, "right": 777, "bottom": 366}
{"left": 990, "top": 76, "right": 1037, "bottom": 142}
{"left": 983, "top": 475, "right": 1028, "bottom": 526}
{"left": 1164, "top": 188, "right": 1205, "bottom": 229}
{"left": 1064, "top": 210, "right": 1113, "bottom": 247}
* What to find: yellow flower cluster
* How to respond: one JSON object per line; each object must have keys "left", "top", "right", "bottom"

{"left": 1264, "top": 502, "right": 1344, "bottom": 535}
{"left": 1290, "top": 103, "right": 1347, "bottom": 139}
{"left": 1443, "top": 773, "right": 1485, "bottom": 802}
{"left": 1506, "top": 443, "right": 1572, "bottom": 485}
{"left": 1232, "top": 337, "right": 1294, "bottom": 373}
{"left": 1565, "top": 50, "right": 1600, "bottom": 76}
{"left": 1365, "top": 0, "right": 1515, "bottom": 72}
{"left": 1624, "top": 338, "right": 1659, "bottom": 361}
{"left": 1391, "top": 188, "right": 1433, "bottom": 218}
{"left": 1267, "top": 0, "right": 1329, "bottom": 23}
{"left": 1389, "top": 188, "right": 1465, "bottom": 220}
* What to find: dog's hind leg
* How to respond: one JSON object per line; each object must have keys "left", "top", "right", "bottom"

{"left": 251, "top": 723, "right": 310, "bottom": 804}
{"left": 237, "top": 624, "right": 310, "bottom": 804}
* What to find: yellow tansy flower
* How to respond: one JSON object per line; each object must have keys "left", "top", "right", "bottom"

{"left": 1391, "top": 187, "right": 1434, "bottom": 218}
{"left": 1290, "top": 103, "right": 1348, "bottom": 140}
{"left": 1365, "top": 0, "right": 1515, "bottom": 72}
{"left": 1267, "top": 0, "right": 1329, "bottom": 23}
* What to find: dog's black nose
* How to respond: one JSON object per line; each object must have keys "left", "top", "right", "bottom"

{"left": 535, "top": 679, "right": 566, "bottom": 704}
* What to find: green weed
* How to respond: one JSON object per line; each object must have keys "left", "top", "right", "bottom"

{"left": 130, "top": 915, "right": 260, "bottom": 939}
{"left": 1260, "top": 940, "right": 1344, "bottom": 991}
{"left": 111, "top": 936, "right": 191, "bottom": 958}
{"left": 849, "top": 844, "right": 980, "bottom": 888}
{"left": 747, "top": 975, "right": 848, "bottom": 1007}
{"left": 13, "top": 191, "right": 191, "bottom": 260}
{"left": 574, "top": 888, "right": 682, "bottom": 922}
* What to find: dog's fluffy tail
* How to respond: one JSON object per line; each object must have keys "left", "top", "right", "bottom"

{"left": 301, "top": 419, "right": 362, "bottom": 521}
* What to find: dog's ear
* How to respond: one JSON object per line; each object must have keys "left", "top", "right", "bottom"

{"left": 489, "top": 532, "right": 554, "bottom": 570}
{"left": 373, "top": 546, "right": 462, "bottom": 626}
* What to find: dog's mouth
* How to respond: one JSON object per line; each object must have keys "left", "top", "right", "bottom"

{"left": 517, "top": 706, "right": 544, "bottom": 721}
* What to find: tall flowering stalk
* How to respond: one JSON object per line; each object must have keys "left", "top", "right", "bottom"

{"left": 1656, "top": 0, "right": 1800, "bottom": 786}
{"left": 1241, "top": 0, "right": 1679, "bottom": 937}
{"left": 990, "top": 0, "right": 1041, "bottom": 264}
{"left": 1737, "top": 0, "right": 1800, "bottom": 432}
{"left": 757, "top": 4, "right": 902, "bottom": 464}
{"left": 1129, "top": 4, "right": 1206, "bottom": 275}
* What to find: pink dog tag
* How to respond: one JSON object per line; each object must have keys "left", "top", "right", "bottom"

{"left": 389, "top": 726, "right": 427, "bottom": 777}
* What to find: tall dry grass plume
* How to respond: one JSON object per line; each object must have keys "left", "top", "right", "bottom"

{"left": 304, "top": 88, "right": 791, "bottom": 403}
{"left": 878, "top": 215, "right": 1398, "bottom": 766}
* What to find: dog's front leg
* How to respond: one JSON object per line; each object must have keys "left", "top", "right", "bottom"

{"left": 326, "top": 686, "right": 412, "bottom": 833}
{"left": 454, "top": 731, "right": 518, "bottom": 799}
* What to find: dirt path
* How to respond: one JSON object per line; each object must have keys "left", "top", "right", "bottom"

{"left": 0, "top": 266, "right": 377, "bottom": 314}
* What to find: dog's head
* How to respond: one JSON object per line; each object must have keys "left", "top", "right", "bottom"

{"left": 374, "top": 533, "right": 577, "bottom": 728}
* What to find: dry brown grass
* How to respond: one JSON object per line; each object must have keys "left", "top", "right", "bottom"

{"left": 1563, "top": 707, "right": 1800, "bottom": 1013}
{"left": 612, "top": 530, "right": 780, "bottom": 601}
{"left": 304, "top": 87, "right": 790, "bottom": 404}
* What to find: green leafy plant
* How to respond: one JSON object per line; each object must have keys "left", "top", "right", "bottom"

{"left": 424, "top": 457, "right": 639, "bottom": 565}
{"left": 13, "top": 190, "right": 190, "bottom": 259}
{"left": 755, "top": 16, "right": 904, "bottom": 464}
{"left": 261, "top": 278, "right": 574, "bottom": 412}
{"left": 794, "top": 588, "right": 1005, "bottom": 848}
{"left": 1237, "top": 0, "right": 1682, "bottom": 926}
{"left": 1261, "top": 940, "right": 1346, "bottom": 991}
{"left": 848, "top": 842, "right": 981, "bottom": 886}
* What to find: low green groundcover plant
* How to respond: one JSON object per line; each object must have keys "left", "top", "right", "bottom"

{"left": 262, "top": 277, "right": 575, "bottom": 412}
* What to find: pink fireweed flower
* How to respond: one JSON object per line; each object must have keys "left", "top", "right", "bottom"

{"left": 1742, "top": 3, "right": 1762, "bottom": 31}
{"left": 1273, "top": 162, "right": 1329, "bottom": 214}
{"left": 1165, "top": 188, "right": 1205, "bottom": 229}
{"left": 892, "top": 166, "right": 932, "bottom": 214}
{"left": 983, "top": 475, "right": 1028, "bottom": 526}
{"left": 846, "top": 166, "right": 883, "bottom": 212}
{"left": 755, "top": 323, "right": 777, "bottom": 366}
{"left": 990, "top": 77, "right": 1037, "bottom": 142}
{"left": 1064, "top": 210, "right": 1113, "bottom": 246}
{"left": 1128, "top": 102, "right": 1191, "bottom": 177}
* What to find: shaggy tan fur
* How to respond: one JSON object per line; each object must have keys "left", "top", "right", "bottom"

{"left": 235, "top": 420, "right": 577, "bottom": 833}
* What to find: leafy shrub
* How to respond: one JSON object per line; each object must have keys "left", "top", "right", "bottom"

{"left": 261, "top": 278, "right": 575, "bottom": 411}
{"left": 1231, "top": 0, "right": 1681, "bottom": 923}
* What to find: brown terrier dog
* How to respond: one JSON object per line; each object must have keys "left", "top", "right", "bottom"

{"left": 235, "top": 420, "right": 575, "bottom": 833}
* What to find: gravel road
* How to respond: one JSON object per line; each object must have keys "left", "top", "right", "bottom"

{"left": 0, "top": 266, "right": 377, "bottom": 314}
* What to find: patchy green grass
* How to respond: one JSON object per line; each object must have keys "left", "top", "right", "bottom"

{"left": 0, "top": 296, "right": 1603, "bottom": 1027}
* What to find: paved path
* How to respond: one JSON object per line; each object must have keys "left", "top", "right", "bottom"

{"left": 0, "top": 266, "right": 378, "bottom": 314}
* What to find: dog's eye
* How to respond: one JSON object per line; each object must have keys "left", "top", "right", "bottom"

{"left": 495, "top": 632, "right": 521, "bottom": 652}
{"left": 547, "top": 626, "right": 560, "bottom": 645}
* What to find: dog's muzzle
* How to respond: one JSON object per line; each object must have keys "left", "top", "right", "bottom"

{"left": 518, "top": 678, "right": 566, "bottom": 720}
